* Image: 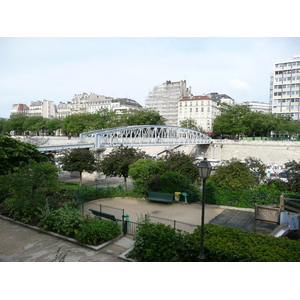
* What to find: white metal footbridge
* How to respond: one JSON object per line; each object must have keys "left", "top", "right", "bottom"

{"left": 38, "top": 125, "right": 211, "bottom": 152}
{"left": 79, "top": 125, "right": 211, "bottom": 147}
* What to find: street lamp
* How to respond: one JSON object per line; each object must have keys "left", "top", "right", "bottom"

{"left": 197, "top": 157, "right": 212, "bottom": 261}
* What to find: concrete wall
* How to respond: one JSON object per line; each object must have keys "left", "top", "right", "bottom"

{"left": 207, "top": 139, "right": 300, "bottom": 165}
{"left": 15, "top": 136, "right": 299, "bottom": 166}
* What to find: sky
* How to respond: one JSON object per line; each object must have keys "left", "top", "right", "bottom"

{"left": 1, "top": 2, "right": 300, "bottom": 119}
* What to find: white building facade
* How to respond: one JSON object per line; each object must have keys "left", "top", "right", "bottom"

{"left": 241, "top": 101, "right": 270, "bottom": 113}
{"left": 178, "top": 95, "right": 220, "bottom": 133}
{"left": 271, "top": 54, "right": 300, "bottom": 120}
{"left": 145, "top": 80, "right": 191, "bottom": 126}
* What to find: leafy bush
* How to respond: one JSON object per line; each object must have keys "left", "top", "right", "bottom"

{"left": 127, "top": 221, "right": 300, "bottom": 262}
{"left": 40, "top": 203, "right": 83, "bottom": 236}
{"left": 74, "top": 185, "right": 142, "bottom": 203}
{"left": 205, "top": 180, "right": 283, "bottom": 208}
{"left": 126, "top": 215, "right": 187, "bottom": 262}
{"left": 75, "top": 217, "right": 121, "bottom": 245}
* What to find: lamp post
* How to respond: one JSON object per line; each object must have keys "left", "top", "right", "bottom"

{"left": 197, "top": 157, "right": 212, "bottom": 261}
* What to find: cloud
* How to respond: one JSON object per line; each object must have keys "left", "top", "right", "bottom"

{"left": 228, "top": 79, "right": 251, "bottom": 99}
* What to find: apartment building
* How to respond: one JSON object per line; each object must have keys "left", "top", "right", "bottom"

{"left": 26, "top": 100, "right": 56, "bottom": 118}
{"left": 11, "top": 92, "right": 142, "bottom": 119}
{"left": 271, "top": 54, "right": 300, "bottom": 120}
{"left": 10, "top": 103, "right": 29, "bottom": 115}
{"left": 145, "top": 80, "right": 191, "bottom": 126}
{"left": 178, "top": 95, "right": 220, "bottom": 132}
{"left": 241, "top": 101, "right": 270, "bottom": 113}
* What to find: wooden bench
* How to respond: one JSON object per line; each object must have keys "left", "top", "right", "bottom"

{"left": 254, "top": 205, "right": 281, "bottom": 232}
{"left": 146, "top": 191, "right": 174, "bottom": 203}
{"left": 89, "top": 209, "right": 121, "bottom": 222}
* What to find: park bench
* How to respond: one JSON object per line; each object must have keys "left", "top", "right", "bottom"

{"left": 89, "top": 209, "right": 121, "bottom": 222}
{"left": 146, "top": 191, "right": 174, "bottom": 204}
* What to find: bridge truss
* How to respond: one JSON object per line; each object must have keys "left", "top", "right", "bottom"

{"left": 79, "top": 125, "right": 211, "bottom": 147}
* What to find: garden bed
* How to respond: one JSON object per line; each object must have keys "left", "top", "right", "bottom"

{"left": 0, "top": 214, "right": 122, "bottom": 251}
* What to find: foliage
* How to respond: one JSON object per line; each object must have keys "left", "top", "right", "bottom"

{"left": 44, "top": 118, "right": 63, "bottom": 135}
{"left": 3, "top": 114, "right": 28, "bottom": 134}
{"left": 3, "top": 160, "right": 60, "bottom": 223}
{"left": 285, "top": 159, "right": 300, "bottom": 193}
{"left": 75, "top": 217, "right": 121, "bottom": 245}
{"left": 213, "top": 104, "right": 298, "bottom": 137}
{"left": 126, "top": 215, "right": 187, "bottom": 262}
{"left": 129, "top": 158, "right": 164, "bottom": 194}
{"left": 0, "top": 135, "right": 48, "bottom": 175}
{"left": 208, "top": 158, "right": 259, "bottom": 190}
{"left": 22, "top": 116, "right": 46, "bottom": 133}
{"left": 119, "top": 108, "right": 166, "bottom": 126}
{"left": 75, "top": 185, "right": 125, "bottom": 202}
{"left": 127, "top": 221, "right": 300, "bottom": 262}
{"left": 180, "top": 118, "right": 204, "bottom": 132}
{"left": 198, "top": 224, "right": 300, "bottom": 262}
{"left": 205, "top": 184, "right": 282, "bottom": 208}
{"left": 41, "top": 203, "right": 83, "bottom": 236}
{"left": 99, "top": 146, "right": 145, "bottom": 191}
{"left": 58, "top": 148, "right": 97, "bottom": 185}
{"left": 160, "top": 151, "right": 199, "bottom": 182}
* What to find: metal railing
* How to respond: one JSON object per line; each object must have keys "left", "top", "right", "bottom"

{"left": 146, "top": 214, "right": 198, "bottom": 234}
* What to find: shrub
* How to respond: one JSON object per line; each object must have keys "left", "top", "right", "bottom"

{"left": 126, "top": 215, "right": 187, "bottom": 262}
{"left": 40, "top": 203, "right": 83, "bottom": 236}
{"left": 75, "top": 217, "right": 121, "bottom": 245}
{"left": 127, "top": 221, "right": 300, "bottom": 262}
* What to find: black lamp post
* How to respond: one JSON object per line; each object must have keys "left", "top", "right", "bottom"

{"left": 197, "top": 157, "right": 212, "bottom": 261}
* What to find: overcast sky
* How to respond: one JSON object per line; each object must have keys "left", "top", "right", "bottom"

{"left": 0, "top": 0, "right": 300, "bottom": 118}
{"left": 1, "top": 37, "right": 300, "bottom": 119}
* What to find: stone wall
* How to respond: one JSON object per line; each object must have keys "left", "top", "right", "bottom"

{"left": 206, "top": 140, "right": 300, "bottom": 165}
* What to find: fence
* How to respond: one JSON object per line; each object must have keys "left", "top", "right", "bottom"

{"left": 282, "top": 193, "right": 300, "bottom": 213}
{"left": 83, "top": 202, "right": 124, "bottom": 222}
{"left": 146, "top": 215, "right": 198, "bottom": 234}
{"left": 205, "top": 188, "right": 282, "bottom": 208}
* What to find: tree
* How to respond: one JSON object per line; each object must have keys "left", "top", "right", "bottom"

{"left": 0, "top": 135, "right": 48, "bottom": 175}
{"left": 285, "top": 160, "right": 300, "bottom": 193}
{"left": 99, "top": 146, "right": 145, "bottom": 191}
{"left": 4, "top": 159, "right": 60, "bottom": 222}
{"left": 161, "top": 151, "right": 199, "bottom": 182}
{"left": 62, "top": 113, "right": 94, "bottom": 135}
{"left": 119, "top": 108, "right": 166, "bottom": 126}
{"left": 22, "top": 115, "right": 47, "bottom": 135}
{"left": 5, "top": 114, "right": 28, "bottom": 135}
{"left": 44, "top": 118, "right": 63, "bottom": 135}
{"left": 207, "top": 158, "right": 260, "bottom": 190}
{"left": 129, "top": 158, "right": 164, "bottom": 194}
{"left": 180, "top": 118, "right": 204, "bottom": 132}
{"left": 58, "top": 148, "right": 97, "bottom": 185}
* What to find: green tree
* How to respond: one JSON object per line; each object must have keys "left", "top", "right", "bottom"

{"left": 5, "top": 114, "right": 28, "bottom": 135}
{"left": 58, "top": 148, "right": 97, "bottom": 185}
{"left": 213, "top": 104, "right": 251, "bottom": 137}
{"left": 207, "top": 158, "right": 259, "bottom": 190}
{"left": 285, "top": 159, "right": 300, "bottom": 193}
{"left": 93, "top": 108, "right": 120, "bottom": 129}
{"left": 161, "top": 151, "right": 199, "bottom": 182}
{"left": 44, "top": 118, "right": 63, "bottom": 135}
{"left": 0, "top": 135, "right": 48, "bottom": 175}
{"left": 4, "top": 159, "right": 60, "bottom": 223}
{"left": 119, "top": 108, "right": 166, "bottom": 126}
{"left": 99, "top": 146, "right": 145, "bottom": 191}
{"left": 180, "top": 118, "right": 204, "bottom": 132}
{"left": 22, "top": 115, "right": 47, "bottom": 135}
{"left": 62, "top": 113, "right": 95, "bottom": 135}
{"left": 129, "top": 158, "right": 164, "bottom": 194}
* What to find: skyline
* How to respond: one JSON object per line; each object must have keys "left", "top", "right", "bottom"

{"left": 1, "top": 37, "right": 300, "bottom": 119}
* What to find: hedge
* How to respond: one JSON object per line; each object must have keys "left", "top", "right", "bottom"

{"left": 127, "top": 221, "right": 300, "bottom": 262}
